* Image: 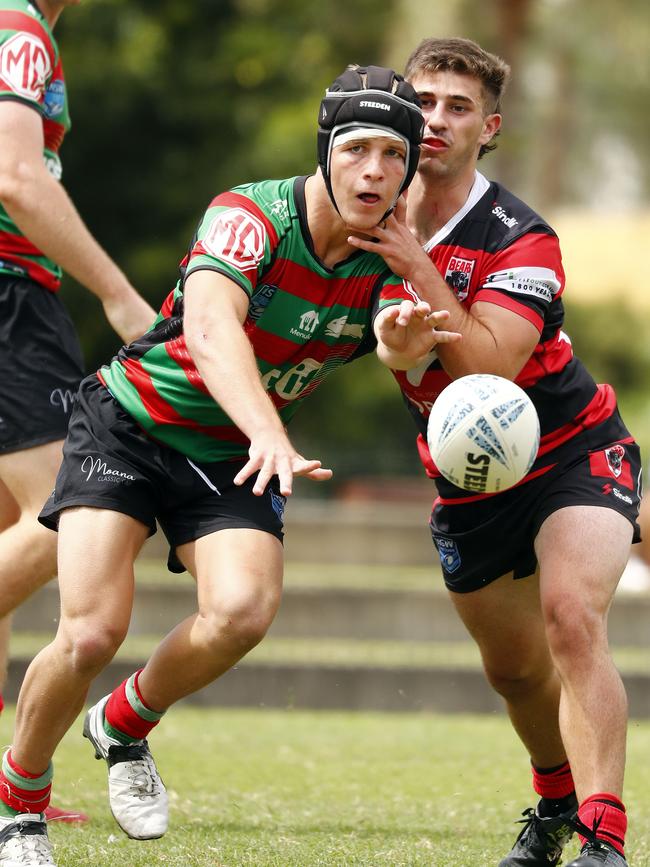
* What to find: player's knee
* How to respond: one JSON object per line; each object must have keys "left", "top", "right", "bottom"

{"left": 201, "top": 593, "right": 279, "bottom": 654}
{"left": 543, "top": 595, "right": 605, "bottom": 661}
{"left": 483, "top": 658, "right": 551, "bottom": 701}
{"left": 59, "top": 621, "right": 126, "bottom": 675}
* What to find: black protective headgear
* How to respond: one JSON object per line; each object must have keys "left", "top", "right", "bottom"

{"left": 317, "top": 65, "right": 424, "bottom": 220}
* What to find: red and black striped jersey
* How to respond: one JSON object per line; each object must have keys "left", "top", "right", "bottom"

{"left": 391, "top": 172, "right": 617, "bottom": 499}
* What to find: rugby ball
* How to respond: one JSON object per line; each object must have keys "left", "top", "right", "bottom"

{"left": 427, "top": 374, "right": 540, "bottom": 493}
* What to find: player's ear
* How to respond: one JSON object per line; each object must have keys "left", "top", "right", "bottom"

{"left": 479, "top": 113, "right": 501, "bottom": 147}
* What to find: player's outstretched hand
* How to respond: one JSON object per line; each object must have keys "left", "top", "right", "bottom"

{"left": 376, "top": 301, "right": 461, "bottom": 367}
{"left": 234, "top": 429, "right": 332, "bottom": 496}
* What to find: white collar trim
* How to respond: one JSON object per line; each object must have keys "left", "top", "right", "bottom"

{"left": 422, "top": 171, "right": 490, "bottom": 252}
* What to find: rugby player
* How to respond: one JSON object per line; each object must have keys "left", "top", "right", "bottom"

{"left": 349, "top": 37, "right": 640, "bottom": 867}
{"left": 0, "top": 63, "right": 459, "bottom": 864}
{"left": 0, "top": 0, "right": 154, "bottom": 830}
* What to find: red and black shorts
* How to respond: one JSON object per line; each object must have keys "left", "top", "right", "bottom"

{"left": 38, "top": 375, "right": 286, "bottom": 572}
{"left": 0, "top": 275, "right": 85, "bottom": 454}
{"left": 430, "top": 412, "right": 642, "bottom": 594}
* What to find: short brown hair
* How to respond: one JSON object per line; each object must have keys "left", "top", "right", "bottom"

{"left": 404, "top": 37, "right": 510, "bottom": 157}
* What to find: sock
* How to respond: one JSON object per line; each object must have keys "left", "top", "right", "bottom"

{"left": 577, "top": 794, "right": 627, "bottom": 856}
{"left": 532, "top": 760, "right": 577, "bottom": 816}
{"left": 0, "top": 749, "right": 52, "bottom": 816}
{"left": 104, "top": 670, "right": 166, "bottom": 745}
{"left": 0, "top": 693, "right": 4, "bottom": 716}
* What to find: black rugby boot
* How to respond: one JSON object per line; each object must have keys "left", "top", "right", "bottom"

{"left": 566, "top": 840, "right": 628, "bottom": 866}
{"left": 499, "top": 804, "right": 577, "bottom": 866}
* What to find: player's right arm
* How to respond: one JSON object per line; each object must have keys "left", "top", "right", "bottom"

{"left": 0, "top": 101, "right": 155, "bottom": 343}
{"left": 183, "top": 269, "right": 331, "bottom": 496}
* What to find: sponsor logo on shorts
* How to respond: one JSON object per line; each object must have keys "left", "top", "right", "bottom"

{"left": 80, "top": 456, "right": 136, "bottom": 484}
{"left": 270, "top": 490, "right": 286, "bottom": 521}
{"left": 444, "top": 256, "right": 475, "bottom": 301}
{"left": 602, "top": 483, "right": 633, "bottom": 505}
{"left": 50, "top": 387, "right": 78, "bottom": 414}
{"left": 436, "top": 537, "right": 461, "bottom": 573}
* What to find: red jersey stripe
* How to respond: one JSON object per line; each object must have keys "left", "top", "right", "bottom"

{"left": 474, "top": 288, "right": 545, "bottom": 332}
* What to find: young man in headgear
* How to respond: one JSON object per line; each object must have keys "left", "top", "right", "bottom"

{"left": 0, "top": 63, "right": 459, "bottom": 865}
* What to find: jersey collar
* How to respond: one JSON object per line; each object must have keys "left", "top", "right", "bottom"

{"left": 422, "top": 171, "right": 490, "bottom": 253}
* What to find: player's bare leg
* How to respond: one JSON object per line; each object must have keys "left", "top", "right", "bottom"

{"left": 452, "top": 571, "right": 577, "bottom": 866}
{"left": 6, "top": 508, "right": 147, "bottom": 773}
{"left": 0, "top": 449, "right": 94, "bottom": 825}
{"left": 0, "top": 443, "right": 64, "bottom": 618}
{"left": 82, "top": 527, "right": 284, "bottom": 841}
{"left": 536, "top": 506, "right": 631, "bottom": 864}
{"left": 450, "top": 570, "right": 565, "bottom": 767}
{"left": 138, "top": 528, "right": 283, "bottom": 706}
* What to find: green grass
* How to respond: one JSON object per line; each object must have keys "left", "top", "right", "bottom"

{"left": 2, "top": 707, "right": 649, "bottom": 866}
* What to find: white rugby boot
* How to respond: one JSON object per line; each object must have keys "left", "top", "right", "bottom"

{"left": 83, "top": 695, "right": 168, "bottom": 840}
{"left": 0, "top": 813, "right": 55, "bottom": 866}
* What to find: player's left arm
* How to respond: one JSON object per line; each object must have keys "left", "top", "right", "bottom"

{"left": 349, "top": 208, "right": 551, "bottom": 380}
{"left": 0, "top": 101, "right": 155, "bottom": 343}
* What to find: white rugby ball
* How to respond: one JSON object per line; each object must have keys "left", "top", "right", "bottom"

{"left": 427, "top": 374, "right": 540, "bottom": 493}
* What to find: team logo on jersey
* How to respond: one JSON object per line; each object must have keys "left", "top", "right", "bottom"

{"left": 444, "top": 257, "right": 475, "bottom": 301}
{"left": 435, "top": 537, "right": 461, "bottom": 574}
{"left": 291, "top": 310, "right": 320, "bottom": 339}
{"left": 325, "top": 315, "right": 365, "bottom": 340}
{"left": 0, "top": 33, "right": 52, "bottom": 101}
{"left": 269, "top": 199, "right": 289, "bottom": 221}
{"left": 43, "top": 78, "right": 65, "bottom": 118}
{"left": 249, "top": 283, "right": 278, "bottom": 321}
{"left": 203, "top": 208, "right": 266, "bottom": 271}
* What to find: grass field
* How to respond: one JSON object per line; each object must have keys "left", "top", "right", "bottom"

{"left": 3, "top": 707, "right": 649, "bottom": 867}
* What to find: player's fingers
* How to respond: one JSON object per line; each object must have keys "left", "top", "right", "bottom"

{"left": 304, "top": 467, "right": 334, "bottom": 482}
{"left": 233, "top": 458, "right": 259, "bottom": 487}
{"left": 252, "top": 459, "right": 279, "bottom": 496}
{"left": 426, "top": 309, "right": 451, "bottom": 325}
{"left": 431, "top": 329, "right": 462, "bottom": 344}
{"left": 396, "top": 299, "right": 415, "bottom": 326}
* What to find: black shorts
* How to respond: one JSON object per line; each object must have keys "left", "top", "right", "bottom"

{"left": 0, "top": 275, "right": 84, "bottom": 454}
{"left": 430, "top": 413, "right": 642, "bottom": 593}
{"left": 39, "top": 376, "right": 286, "bottom": 572}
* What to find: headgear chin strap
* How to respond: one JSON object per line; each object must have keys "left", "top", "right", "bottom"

{"left": 317, "top": 65, "right": 424, "bottom": 221}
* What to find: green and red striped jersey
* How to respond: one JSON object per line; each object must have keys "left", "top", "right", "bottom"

{"left": 0, "top": 0, "right": 70, "bottom": 290}
{"left": 100, "top": 176, "right": 414, "bottom": 462}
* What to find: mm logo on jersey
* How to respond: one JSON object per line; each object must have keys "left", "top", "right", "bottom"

{"left": 203, "top": 208, "right": 266, "bottom": 271}
{"left": 0, "top": 33, "right": 52, "bottom": 101}
{"left": 444, "top": 256, "right": 475, "bottom": 301}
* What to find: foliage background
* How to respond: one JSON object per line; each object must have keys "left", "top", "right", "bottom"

{"left": 55, "top": 0, "right": 650, "bottom": 485}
